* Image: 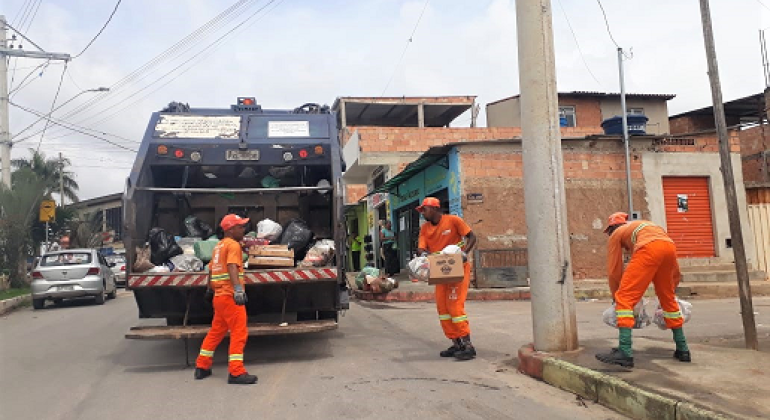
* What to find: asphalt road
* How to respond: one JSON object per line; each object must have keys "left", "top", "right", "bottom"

{"left": 0, "top": 291, "right": 630, "bottom": 420}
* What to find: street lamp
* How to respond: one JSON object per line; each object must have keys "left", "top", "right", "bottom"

{"left": 10, "top": 87, "right": 110, "bottom": 142}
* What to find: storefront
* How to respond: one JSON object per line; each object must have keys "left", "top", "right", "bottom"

{"left": 375, "top": 147, "right": 463, "bottom": 266}
{"left": 344, "top": 202, "right": 368, "bottom": 271}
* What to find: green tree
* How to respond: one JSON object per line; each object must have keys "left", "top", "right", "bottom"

{"left": 0, "top": 169, "right": 48, "bottom": 288}
{"left": 11, "top": 148, "right": 80, "bottom": 203}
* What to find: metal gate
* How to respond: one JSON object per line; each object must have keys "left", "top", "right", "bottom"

{"left": 748, "top": 187, "right": 770, "bottom": 280}
{"left": 662, "top": 176, "right": 716, "bottom": 258}
{"left": 473, "top": 248, "right": 528, "bottom": 288}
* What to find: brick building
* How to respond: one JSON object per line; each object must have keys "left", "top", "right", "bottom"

{"left": 487, "top": 91, "right": 675, "bottom": 135}
{"left": 374, "top": 132, "right": 759, "bottom": 283}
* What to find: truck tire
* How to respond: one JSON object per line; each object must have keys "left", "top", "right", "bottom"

{"left": 32, "top": 298, "right": 45, "bottom": 310}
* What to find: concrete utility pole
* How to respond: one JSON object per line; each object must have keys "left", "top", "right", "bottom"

{"left": 0, "top": 15, "right": 71, "bottom": 188}
{"left": 698, "top": 0, "right": 758, "bottom": 350}
{"left": 516, "top": 0, "right": 578, "bottom": 352}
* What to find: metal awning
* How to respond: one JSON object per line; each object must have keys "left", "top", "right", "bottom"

{"left": 369, "top": 146, "right": 453, "bottom": 196}
{"left": 669, "top": 93, "right": 765, "bottom": 120}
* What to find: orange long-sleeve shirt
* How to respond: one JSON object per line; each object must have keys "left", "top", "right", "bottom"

{"left": 607, "top": 220, "right": 674, "bottom": 295}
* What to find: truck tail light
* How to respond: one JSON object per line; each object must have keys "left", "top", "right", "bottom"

{"left": 120, "top": 265, "right": 126, "bottom": 271}
{"left": 174, "top": 149, "right": 184, "bottom": 158}
{"left": 87, "top": 268, "right": 100, "bottom": 276}
{"left": 299, "top": 149, "right": 308, "bottom": 159}
{"left": 314, "top": 145, "right": 324, "bottom": 155}
{"left": 32, "top": 271, "right": 43, "bottom": 279}
{"left": 157, "top": 145, "right": 168, "bottom": 155}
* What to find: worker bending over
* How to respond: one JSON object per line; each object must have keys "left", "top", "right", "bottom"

{"left": 596, "top": 212, "right": 691, "bottom": 368}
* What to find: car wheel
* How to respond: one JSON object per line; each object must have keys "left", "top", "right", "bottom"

{"left": 53, "top": 298, "right": 64, "bottom": 305}
{"left": 32, "top": 298, "right": 45, "bottom": 310}
{"left": 94, "top": 288, "right": 106, "bottom": 305}
{"left": 107, "top": 288, "right": 117, "bottom": 299}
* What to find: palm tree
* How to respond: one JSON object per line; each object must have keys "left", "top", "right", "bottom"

{"left": 11, "top": 149, "right": 80, "bottom": 203}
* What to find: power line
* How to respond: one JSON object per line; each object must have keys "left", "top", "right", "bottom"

{"left": 36, "top": 63, "right": 68, "bottom": 152}
{"left": 22, "top": 0, "right": 43, "bottom": 33}
{"left": 73, "top": 0, "right": 123, "bottom": 59}
{"left": 756, "top": 0, "right": 770, "bottom": 13}
{"left": 9, "top": 60, "right": 50, "bottom": 96}
{"left": 595, "top": 0, "right": 631, "bottom": 59}
{"left": 556, "top": 0, "right": 603, "bottom": 89}
{"left": 380, "top": 0, "right": 430, "bottom": 96}
{"left": 9, "top": 101, "right": 138, "bottom": 152}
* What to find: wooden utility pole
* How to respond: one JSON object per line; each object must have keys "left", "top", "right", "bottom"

{"left": 698, "top": 0, "right": 758, "bottom": 350}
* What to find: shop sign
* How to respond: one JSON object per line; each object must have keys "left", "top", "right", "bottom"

{"left": 372, "top": 192, "right": 389, "bottom": 208}
{"left": 467, "top": 193, "right": 483, "bottom": 204}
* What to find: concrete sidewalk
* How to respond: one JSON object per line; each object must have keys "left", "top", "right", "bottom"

{"left": 519, "top": 336, "right": 770, "bottom": 419}
{"left": 350, "top": 271, "right": 770, "bottom": 303}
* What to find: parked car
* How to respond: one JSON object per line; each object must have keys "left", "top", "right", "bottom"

{"left": 30, "top": 249, "right": 118, "bottom": 309}
{"left": 105, "top": 254, "right": 127, "bottom": 287}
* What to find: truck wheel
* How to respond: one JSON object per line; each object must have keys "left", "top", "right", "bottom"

{"left": 32, "top": 298, "right": 45, "bottom": 310}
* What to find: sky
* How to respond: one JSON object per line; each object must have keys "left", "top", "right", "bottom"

{"left": 2, "top": 0, "right": 768, "bottom": 200}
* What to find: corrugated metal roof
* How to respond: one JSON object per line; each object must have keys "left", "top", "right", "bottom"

{"left": 487, "top": 91, "right": 676, "bottom": 106}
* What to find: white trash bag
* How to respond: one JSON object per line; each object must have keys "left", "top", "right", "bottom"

{"left": 408, "top": 256, "right": 430, "bottom": 282}
{"left": 602, "top": 299, "right": 651, "bottom": 329}
{"left": 441, "top": 244, "right": 462, "bottom": 255}
{"left": 170, "top": 254, "right": 204, "bottom": 272}
{"left": 653, "top": 298, "right": 692, "bottom": 330}
{"left": 257, "top": 218, "right": 283, "bottom": 241}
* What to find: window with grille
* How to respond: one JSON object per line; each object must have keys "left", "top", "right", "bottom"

{"left": 559, "top": 106, "right": 576, "bottom": 127}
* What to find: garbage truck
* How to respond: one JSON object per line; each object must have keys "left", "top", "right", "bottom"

{"left": 122, "top": 99, "right": 347, "bottom": 344}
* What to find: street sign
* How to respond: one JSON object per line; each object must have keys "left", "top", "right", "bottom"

{"left": 39, "top": 200, "right": 56, "bottom": 222}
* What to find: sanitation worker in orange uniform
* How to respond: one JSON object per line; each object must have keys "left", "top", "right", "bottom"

{"left": 416, "top": 197, "right": 478, "bottom": 361}
{"left": 195, "top": 214, "right": 258, "bottom": 384}
{"left": 596, "top": 212, "right": 691, "bottom": 368}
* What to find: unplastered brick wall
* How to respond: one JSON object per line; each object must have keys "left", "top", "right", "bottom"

{"left": 651, "top": 130, "right": 740, "bottom": 153}
{"left": 739, "top": 125, "right": 770, "bottom": 183}
{"left": 458, "top": 142, "right": 647, "bottom": 279}
{"left": 345, "top": 184, "right": 367, "bottom": 205}
{"left": 559, "top": 95, "right": 603, "bottom": 127}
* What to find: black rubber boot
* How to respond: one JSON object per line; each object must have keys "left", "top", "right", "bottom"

{"left": 454, "top": 335, "right": 476, "bottom": 361}
{"left": 595, "top": 348, "right": 634, "bottom": 368}
{"left": 194, "top": 368, "right": 212, "bottom": 380}
{"left": 228, "top": 373, "right": 258, "bottom": 385}
{"left": 440, "top": 339, "right": 461, "bottom": 357}
{"left": 674, "top": 350, "right": 691, "bottom": 362}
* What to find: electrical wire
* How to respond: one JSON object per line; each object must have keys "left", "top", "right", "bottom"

{"left": 556, "top": 0, "right": 603, "bottom": 89}
{"left": 36, "top": 63, "right": 68, "bottom": 152}
{"left": 22, "top": 0, "right": 43, "bottom": 33}
{"left": 756, "top": 0, "right": 770, "bottom": 13}
{"left": 9, "top": 60, "right": 50, "bottom": 97}
{"left": 10, "top": 101, "right": 138, "bottom": 152}
{"left": 595, "top": 0, "right": 631, "bottom": 58}
{"left": 380, "top": 0, "right": 430, "bottom": 97}
{"left": 72, "top": 0, "right": 123, "bottom": 59}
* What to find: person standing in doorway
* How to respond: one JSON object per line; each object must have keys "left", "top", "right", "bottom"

{"left": 350, "top": 232, "right": 363, "bottom": 272}
{"left": 416, "top": 197, "right": 478, "bottom": 361}
{"left": 380, "top": 220, "right": 399, "bottom": 276}
{"left": 596, "top": 212, "right": 690, "bottom": 368}
{"left": 195, "top": 214, "right": 258, "bottom": 385}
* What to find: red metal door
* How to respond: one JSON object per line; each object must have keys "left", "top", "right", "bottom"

{"left": 662, "top": 177, "right": 716, "bottom": 258}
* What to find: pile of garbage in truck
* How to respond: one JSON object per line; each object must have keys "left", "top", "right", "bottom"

{"left": 133, "top": 216, "right": 336, "bottom": 273}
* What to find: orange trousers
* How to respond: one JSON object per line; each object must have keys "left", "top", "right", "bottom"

{"left": 615, "top": 240, "right": 684, "bottom": 329}
{"left": 196, "top": 295, "right": 248, "bottom": 376}
{"left": 436, "top": 262, "right": 471, "bottom": 339}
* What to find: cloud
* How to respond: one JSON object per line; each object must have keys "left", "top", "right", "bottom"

{"left": 4, "top": 0, "right": 766, "bottom": 200}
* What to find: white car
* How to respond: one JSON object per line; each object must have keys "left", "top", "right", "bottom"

{"left": 30, "top": 249, "right": 118, "bottom": 309}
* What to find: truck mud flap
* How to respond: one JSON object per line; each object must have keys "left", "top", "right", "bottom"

{"left": 125, "top": 319, "right": 337, "bottom": 340}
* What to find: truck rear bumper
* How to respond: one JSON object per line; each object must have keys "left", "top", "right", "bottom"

{"left": 125, "top": 319, "right": 337, "bottom": 340}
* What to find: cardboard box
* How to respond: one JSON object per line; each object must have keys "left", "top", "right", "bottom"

{"left": 248, "top": 256, "right": 295, "bottom": 268}
{"left": 248, "top": 245, "right": 294, "bottom": 259}
{"left": 428, "top": 254, "right": 465, "bottom": 285}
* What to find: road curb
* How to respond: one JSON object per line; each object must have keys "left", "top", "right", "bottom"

{"left": 0, "top": 294, "right": 31, "bottom": 315}
{"left": 517, "top": 344, "right": 732, "bottom": 420}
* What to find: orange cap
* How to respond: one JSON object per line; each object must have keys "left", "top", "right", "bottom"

{"left": 220, "top": 214, "right": 250, "bottom": 231}
{"left": 416, "top": 197, "right": 440, "bottom": 212}
{"left": 604, "top": 212, "right": 629, "bottom": 233}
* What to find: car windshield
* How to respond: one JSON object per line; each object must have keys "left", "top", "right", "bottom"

{"left": 40, "top": 253, "right": 92, "bottom": 266}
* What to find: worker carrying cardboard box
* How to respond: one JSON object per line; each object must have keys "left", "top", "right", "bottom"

{"left": 416, "top": 197, "right": 478, "bottom": 361}
{"left": 596, "top": 212, "right": 691, "bottom": 369}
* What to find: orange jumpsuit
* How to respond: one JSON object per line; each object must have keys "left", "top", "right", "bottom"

{"left": 419, "top": 215, "right": 472, "bottom": 339}
{"left": 196, "top": 237, "right": 248, "bottom": 376}
{"left": 608, "top": 220, "right": 684, "bottom": 330}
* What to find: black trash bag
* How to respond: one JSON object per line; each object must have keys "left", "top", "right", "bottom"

{"left": 280, "top": 219, "right": 315, "bottom": 261}
{"left": 184, "top": 216, "right": 213, "bottom": 238}
{"left": 148, "top": 228, "right": 183, "bottom": 266}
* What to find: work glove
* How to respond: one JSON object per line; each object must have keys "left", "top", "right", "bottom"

{"left": 204, "top": 288, "right": 214, "bottom": 307}
{"left": 420, "top": 252, "right": 428, "bottom": 258}
{"left": 233, "top": 284, "right": 247, "bottom": 306}
{"left": 461, "top": 252, "right": 468, "bottom": 263}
